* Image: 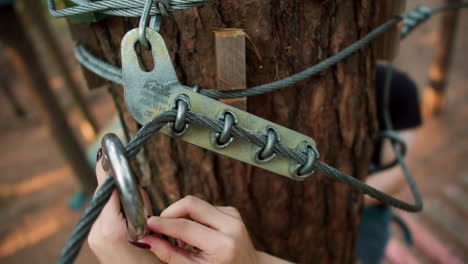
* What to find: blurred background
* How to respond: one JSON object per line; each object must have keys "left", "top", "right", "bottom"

{"left": 0, "top": 0, "right": 467, "bottom": 263}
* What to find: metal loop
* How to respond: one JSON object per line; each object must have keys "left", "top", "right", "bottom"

{"left": 139, "top": 0, "right": 155, "bottom": 49}
{"left": 289, "top": 141, "right": 319, "bottom": 180}
{"left": 298, "top": 146, "right": 318, "bottom": 175}
{"left": 219, "top": 112, "right": 235, "bottom": 143}
{"left": 260, "top": 128, "right": 279, "bottom": 159}
{"left": 170, "top": 94, "right": 191, "bottom": 136}
{"left": 253, "top": 126, "right": 281, "bottom": 163}
{"left": 156, "top": 0, "right": 170, "bottom": 16}
{"left": 149, "top": 15, "right": 161, "bottom": 32}
{"left": 101, "top": 133, "right": 148, "bottom": 241}
{"left": 210, "top": 110, "right": 238, "bottom": 149}
{"left": 192, "top": 85, "right": 200, "bottom": 93}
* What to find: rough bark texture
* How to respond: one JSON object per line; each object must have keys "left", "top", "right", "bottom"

{"left": 70, "top": 1, "right": 381, "bottom": 262}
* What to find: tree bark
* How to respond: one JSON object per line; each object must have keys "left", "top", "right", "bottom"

{"left": 69, "top": 1, "right": 381, "bottom": 262}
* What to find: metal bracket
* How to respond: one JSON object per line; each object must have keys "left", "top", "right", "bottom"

{"left": 121, "top": 28, "right": 317, "bottom": 180}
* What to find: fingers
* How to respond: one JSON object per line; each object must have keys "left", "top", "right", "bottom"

{"left": 95, "top": 160, "right": 121, "bottom": 219}
{"left": 95, "top": 160, "right": 108, "bottom": 186}
{"left": 141, "top": 235, "right": 194, "bottom": 264}
{"left": 161, "top": 196, "right": 236, "bottom": 231}
{"left": 146, "top": 216, "right": 226, "bottom": 253}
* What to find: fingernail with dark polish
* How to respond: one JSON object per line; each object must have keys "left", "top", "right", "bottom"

{"left": 96, "top": 148, "right": 102, "bottom": 162}
{"left": 129, "top": 240, "right": 151, "bottom": 249}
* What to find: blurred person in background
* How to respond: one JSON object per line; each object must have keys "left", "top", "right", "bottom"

{"left": 356, "top": 64, "right": 422, "bottom": 264}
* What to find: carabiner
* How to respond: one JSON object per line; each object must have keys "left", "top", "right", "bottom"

{"left": 101, "top": 133, "right": 148, "bottom": 241}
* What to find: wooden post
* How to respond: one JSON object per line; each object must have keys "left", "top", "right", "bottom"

{"left": 423, "top": 0, "right": 461, "bottom": 117}
{"left": 0, "top": 5, "right": 96, "bottom": 193}
{"left": 0, "top": 59, "right": 26, "bottom": 117}
{"left": 215, "top": 29, "right": 247, "bottom": 110}
{"left": 21, "top": 0, "right": 100, "bottom": 139}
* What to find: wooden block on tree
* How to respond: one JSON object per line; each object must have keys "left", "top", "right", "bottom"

{"left": 375, "top": 0, "right": 406, "bottom": 61}
{"left": 214, "top": 29, "right": 247, "bottom": 110}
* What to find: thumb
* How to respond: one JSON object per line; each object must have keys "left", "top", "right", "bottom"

{"left": 95, "top": 160, "right": 120, "bottom": 215}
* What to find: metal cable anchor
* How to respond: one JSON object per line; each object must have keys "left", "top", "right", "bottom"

{"left": 211, "top": 110, "right": 238, "bottom": 149}
{"left": 289, "top": 141, "right": 319, "bottom": 180}
{"left": 170, "top": 94, "right": 191, "bottom": 136}
{"left": 101, "top": 133, "right": 148, "bottom": 241}
{"left": 253, "top": 126, "right": 281, "bottom": 163}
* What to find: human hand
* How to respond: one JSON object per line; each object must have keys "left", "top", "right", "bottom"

{"left": 140, "top": 195, "right": 260, "bottom": 264}
{"left": 87, "top": 156, "right": 163, "bottom": 264}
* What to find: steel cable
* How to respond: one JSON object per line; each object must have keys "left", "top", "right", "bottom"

{"left": 57, "top": 176, "right": 115, "bottom": 264}
{"left": 71, "top": 3, "right": 468, "bottom": 99}
{"left": 73, "top": 17, "right": 402, "bottom": 97}
{"left": 48, "top": 0, "right": 209, "bottom": 18}
{"left": 58, "top": 106, "right": 423, "bottom": 263}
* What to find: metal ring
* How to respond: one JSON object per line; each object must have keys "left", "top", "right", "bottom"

{"left": 192, "top": 85, "right": 200, "bottom": 93}
{"left": 156, "top": 0, "right": 169, "bottom": 16}
{"left": 170, "top": 94, "right": 191, "bottom": 136}
{"left": 210, "top": 110, "right": 238, "bottom": 149}
{"left": 219, "top": 112, "right": 235, "bottom": 143}
{"left": 253, "top": 126, "right": 281, "bottom": 163}
{"left": 289, "top": 141, "right": 319, "bottom": 180}
{"left": 139, "top": 0, "right": 154, "bottom": 49}
{"left": 298, "top": 146, "right": 318, "bottom": 175}
{"left": 174, "top": 100, "right": 188, "bottom": 131}
{"left": 101, "top": 133, "right": 148, "bottom": 241}
{"left": 259, "top": 128, "right": 279, "bottom": 159}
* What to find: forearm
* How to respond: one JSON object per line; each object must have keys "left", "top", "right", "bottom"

{"left": 364, "top": 129, "right": 418, "bottom": 206}
{"left": 364, "top": 166, "right": 405, "bottom": 206}
{"left": 257, "top": 251, "right": 295, "bottom": 264}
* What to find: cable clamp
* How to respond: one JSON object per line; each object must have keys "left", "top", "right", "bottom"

{"left": 289, "top": 141, "right": 319, "bottom": 180}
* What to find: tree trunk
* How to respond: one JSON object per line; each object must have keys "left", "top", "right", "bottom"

{"left": 69, "top": 1, "right": 381, "bottom": 262}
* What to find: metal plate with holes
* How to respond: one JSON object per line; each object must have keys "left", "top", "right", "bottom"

{"left": 121, "top": 28, "right": 317, "bottom": 180}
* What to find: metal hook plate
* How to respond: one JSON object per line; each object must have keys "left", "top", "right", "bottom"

{"left": 121, "top": 28, "right": 317, "bottom": 180}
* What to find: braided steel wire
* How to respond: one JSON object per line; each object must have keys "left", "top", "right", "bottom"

{"left": 71, "top": 3, "right": 468, "bottom": 99}
{"left": 57, "top": 108, "right": 423, "bottom": 263}
{"left": 48, "top": 0, "right": 209, "bottom": 18}
{"left": 73, "top": 17, "right": 401, "bottom": 98}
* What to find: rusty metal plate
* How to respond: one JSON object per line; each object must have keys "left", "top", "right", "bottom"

{"left": 121, "top": 28, "right": 316, "bottom": 180}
